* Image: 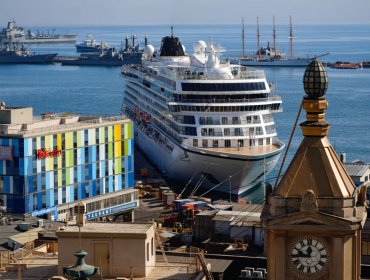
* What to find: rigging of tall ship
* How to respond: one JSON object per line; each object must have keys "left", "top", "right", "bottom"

{"left": 120, "top": 30, "right": 285, "bottom": 195}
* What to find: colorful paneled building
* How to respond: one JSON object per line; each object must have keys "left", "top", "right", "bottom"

{"left": 0, "top": 105, "right": 138, "bottom": 220}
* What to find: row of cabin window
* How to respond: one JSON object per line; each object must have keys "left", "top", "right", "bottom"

{"left": 193, "top": 138, "right": 271, "bottom": 148}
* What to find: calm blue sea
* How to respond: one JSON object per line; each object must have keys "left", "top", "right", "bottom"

{"left": 1, "top": 24, "right": 369, "bottom": 203}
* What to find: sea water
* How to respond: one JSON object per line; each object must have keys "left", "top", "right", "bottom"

{"left": 1, "top": 24, "right": 369, "bottom": 203}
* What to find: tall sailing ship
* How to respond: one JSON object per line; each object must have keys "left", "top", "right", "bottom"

{"left": 235, "top": 17, "right": 328, "bottom": 67}
{"left": 121, "top": 32, "right": 284, "bottom": 195}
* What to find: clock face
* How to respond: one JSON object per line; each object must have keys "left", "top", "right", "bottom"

{"left": 290, "top": 236, "right": 329, "bottom": 275}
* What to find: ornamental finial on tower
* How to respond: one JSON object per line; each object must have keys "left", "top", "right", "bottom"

{"left": 303, "top": 60, "right": 328, "bottom": 98}
{"left": 300, "top": 60, "right": 330, "bottom": 137}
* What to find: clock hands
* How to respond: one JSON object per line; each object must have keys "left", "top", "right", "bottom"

{"left": 297, "top": 250, "right": 310, "bottom": 258}
{"left": 291, "top": 238, "right": 328, "bottom": 275}
{"left": 306, "top": 246, "right": 313, "bottom": 256}
{"left": 293, "top": 245, "right": 314, "bottom": 258}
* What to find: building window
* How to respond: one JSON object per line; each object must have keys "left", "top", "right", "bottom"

{"left": 151, "top": 238, "right": 154, "bottom": 256}
{"left": 258, "top": 139, "right": 264, "bottom": 146}
{"left": 147, "top": 242, "right": 150, "bottom": 261}
{"left": 249, "top": 139, "right": 255, "bottom": 147}
{"left": 225, "top": 140, "right": 231, "bottom": 148}
{"left": 232, "top": 117, "right": 239, "bottom": 124}
{"left": 253, "top": 115, "right": 260, "bottom": 123}
{"left": 266, "top": 138, "right": 271, "bottom": 145}
{"left": 235, "top": 128, "right": 242, "bottom": 136}
{"left": 224, "top": 128, "right": 230, "bottom": 136}
{"left": 362, "top": 241, "right": 370, "bottom": 256}
{"left": 256, "top": 127, "right": 263, "bottom": 135}
{"left": 213, "top": 140, "right": 218, "bottom": 148}
{"left": 238, "top": 140, "right": 244, "bottom": 148}
{"left": 202, "top": 140, "right": 208, "bottom": 147}
{"left": 193, "top": 139, "right": 198, "bottom": 147}
{"left": 221, "top": 117, "right": 228, "bottom": 124}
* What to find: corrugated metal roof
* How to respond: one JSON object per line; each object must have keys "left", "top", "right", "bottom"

{"left": 344, "top": 163, "right": 369, "bottom": 177}
{"left": 8, "top": 228, "right": 43, "bottom": 246}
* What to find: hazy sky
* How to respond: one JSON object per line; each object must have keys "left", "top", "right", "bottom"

{"left": 1, "top": 0, "right": 369, "bottom": 27}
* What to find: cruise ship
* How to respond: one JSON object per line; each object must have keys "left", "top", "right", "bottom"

{"left": 121, "top": 33, "right": 285, "bottom": 195}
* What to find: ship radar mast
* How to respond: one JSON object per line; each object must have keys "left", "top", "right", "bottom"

{"left": 242, "top": 17, "right": 245, "bottom": 58}
{"left": 289, "top": 15, "right": 294, "bottom": 60}
{"left": 257, "top": 17, "right": 261, "bottom": 61}
{"left": 273, "top": 16, "right": 277, "bottom": 58}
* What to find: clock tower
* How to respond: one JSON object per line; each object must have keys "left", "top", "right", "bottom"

{"left": 261, "top": 60, "right": 367, "bottom": 280}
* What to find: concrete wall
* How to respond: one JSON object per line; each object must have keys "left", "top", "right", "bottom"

{"left": 0, "top": 107, "right": 33, "bottom": 125}
{"left": 230, "top": 226, "right": 264, "bottom": 246}
{"left": 214, "top": 220, "right": 230, "bottom": 238}
{"left": 194, "top": 213, "right": 215, "bottom": 241}
{"left": 57, "top": 226, "right": 155, "bottom": 278}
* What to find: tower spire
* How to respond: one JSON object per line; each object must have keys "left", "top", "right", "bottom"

{"left": 262, "top": 59, "right": 367, "bottom": 280}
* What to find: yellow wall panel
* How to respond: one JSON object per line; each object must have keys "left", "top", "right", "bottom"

{"left": 65, "top": 132, "right": 73, "bottom": 149}
{"left": 114, "top": 124, "right": 121, "bottom": 141}
{"left": 99, "top": 127, "right": 105, "bottom": 144}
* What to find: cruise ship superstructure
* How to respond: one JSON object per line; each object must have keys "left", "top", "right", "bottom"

{"left": 121, "top": 33, "right": 284, "bottom": 195}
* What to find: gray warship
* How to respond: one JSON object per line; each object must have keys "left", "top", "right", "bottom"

{"left": 0, "top": 20, "right": 77, "bottom": 44}
{"left": 60, "top": 35, "right": 144, "bottom": 66}
{"left": 0, "top": 41, "right": 57, "bottom": 64}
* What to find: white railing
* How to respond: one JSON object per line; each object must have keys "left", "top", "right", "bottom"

{"left": 1, "top": 115, "right": 128, "bottom": 135}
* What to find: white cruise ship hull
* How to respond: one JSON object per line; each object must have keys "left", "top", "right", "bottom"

{"left": 135, "top": 125, "right": 281, "bottom": 195}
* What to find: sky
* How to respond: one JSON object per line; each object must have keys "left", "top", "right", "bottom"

{"left": 1, "top": 0, "right": 370, "bottom": 27}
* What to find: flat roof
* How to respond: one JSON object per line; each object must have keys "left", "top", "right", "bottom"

{"left": 0, "top": 217, "right": 64, "bottom": 250}
{"left": 1, "top": 113, "right": 130, "bottom": 137}
{"left": 58, "top": 222, "right": 153, "bottom": 236}
{"left": 213, "top": 207, "right": 262, "bottom": 222}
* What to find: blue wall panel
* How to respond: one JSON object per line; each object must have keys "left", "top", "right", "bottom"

{"left": 108, "top": 176, "right": 113, "bottom": 193}
{"left": 69, "top": 185, "right": 74, "bottom": 203}
{"left": 12, "top": 139, "right": 19, "bottom": 157}
{"left": 2, "top": 119, "right": 135, "bottom": 215}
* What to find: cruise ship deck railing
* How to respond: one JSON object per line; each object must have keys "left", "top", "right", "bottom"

{"left": 168, "top": 96, "right": 281, "bottom": 104}
{"left": 200, "top": 131, "right": 245, "bottom": 137}
{"left": 161, "top": 67, "right": 266, "bottom": 81}
{"left": 170, "top": 103, "right": 282, "bottom": 113}
{"left": 125, "top": 64, "right": 266, "bottom": 80}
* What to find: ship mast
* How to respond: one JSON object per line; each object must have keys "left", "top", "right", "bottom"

{"left": 257, "top": 17, "right": 261, "bottom": 61}
{"left": 289, "top": 15, "right": 293, "bottom": 60}
{"left": 242, "top": 17, "right": 245, "bottom": 58}
{"left": 273, "top": 16, "right": 277, "bottom": 58}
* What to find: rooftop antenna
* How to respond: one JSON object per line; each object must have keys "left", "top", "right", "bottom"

{"left": 171, "top": 26, "right": 174, "bottom": 37}
{"left": 257, "top": 17, "right": 261, "bottom": 61}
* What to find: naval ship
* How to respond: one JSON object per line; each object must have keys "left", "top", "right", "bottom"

{"left": 0, "top": 20, "right": 77, "bottom": 44}
{"left": 121, "top": 32, "right": 284, "bottom": 195}
{"left": 0, "top": 41, "right": 57, "bottom": 64}
{"left": 60, "top": 35, "right": 144, "bottom": 66}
